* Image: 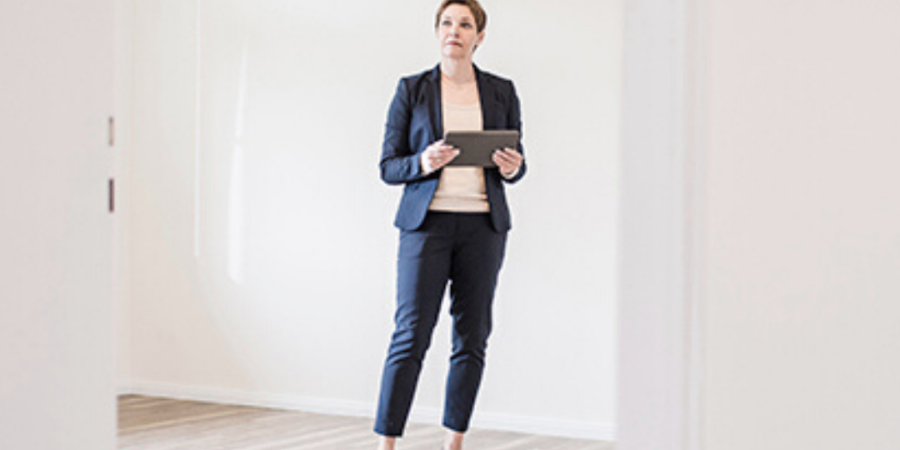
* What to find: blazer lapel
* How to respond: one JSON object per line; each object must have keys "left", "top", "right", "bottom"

{"left": 474, "top": 64, "right": 498, "bottom": 130}
{"left": 427, "top": 64, "right": 443, "bottom": 140}
{"left": 473, "top": 64, "right": 500, "bottom": 182}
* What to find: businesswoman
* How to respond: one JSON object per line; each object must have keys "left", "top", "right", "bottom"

{"left": 374, "top": 1, "right": 526, "bottom": 449}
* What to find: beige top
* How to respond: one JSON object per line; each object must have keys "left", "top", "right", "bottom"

{"left": 428, "top": 102, "right": 490, "bottom": 212}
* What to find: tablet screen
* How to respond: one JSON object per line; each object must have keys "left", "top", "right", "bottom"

{"left": 444, "top": 130, "right": 520, "bottom": 168}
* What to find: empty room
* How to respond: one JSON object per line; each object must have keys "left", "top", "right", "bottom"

{"left": 2, "top": 1, "right": 899, "bottom": 449}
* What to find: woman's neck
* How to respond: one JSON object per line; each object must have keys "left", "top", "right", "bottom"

{"left": 440, "top": 58, "right": 476, "bottom": 84}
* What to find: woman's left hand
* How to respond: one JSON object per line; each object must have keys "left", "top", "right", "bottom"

{"left": 492, "top": 148, "right": 523, "bottom": 177}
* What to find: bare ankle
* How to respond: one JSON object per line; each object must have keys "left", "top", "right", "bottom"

{"left": 443, "top": 430, "right": 465, "bottom": 450}
{"left": 378, "top": 436, "right": 396, "bottom": 450}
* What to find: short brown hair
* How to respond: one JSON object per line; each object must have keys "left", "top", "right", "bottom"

{"left": 435, "top": 0, "right": 487, "bottom": 33}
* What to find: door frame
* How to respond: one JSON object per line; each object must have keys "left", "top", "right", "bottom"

{"left": 617, "top": 0, "right": 705, "bottom": 449}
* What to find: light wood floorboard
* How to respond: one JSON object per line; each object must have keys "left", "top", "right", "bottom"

{"left": 118, "top": 394, "right": 614, "bottom": 450}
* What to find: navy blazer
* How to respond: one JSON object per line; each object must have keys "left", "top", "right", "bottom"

{"left": 380, "top": 63, "right": 526, "bottom": 232}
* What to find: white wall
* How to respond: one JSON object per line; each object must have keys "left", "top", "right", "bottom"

{"left": 700, "top": 1, "right": 900, "bottom": 449}
{"left": 119, "top": 0, "right": 621, "bottom": 439}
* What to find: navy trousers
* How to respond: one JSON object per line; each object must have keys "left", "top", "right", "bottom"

{"left": 374, "top": 211, "right": 508, "bottom": 437}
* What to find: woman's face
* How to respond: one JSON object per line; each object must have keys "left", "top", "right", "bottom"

{"left": 436, "top": 4, "right": 484, "bottom": 60}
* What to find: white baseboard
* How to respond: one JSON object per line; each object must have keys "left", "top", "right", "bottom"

{"left": 118, "top": 381, "right": 615, "bottom": 441}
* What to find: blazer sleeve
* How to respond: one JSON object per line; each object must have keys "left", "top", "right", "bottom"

{"left": 503, "top": 80, "right": 527, "bottom": 184}
{"left": 379, "top": 78, "right": 426, "bottom": 185}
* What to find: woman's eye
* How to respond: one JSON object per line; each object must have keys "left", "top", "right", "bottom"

{"left": 461, "top": 23, "right": 472, "bottom": 28}
{"left": 442, "top": 20, "right": 452, "bottom": 26}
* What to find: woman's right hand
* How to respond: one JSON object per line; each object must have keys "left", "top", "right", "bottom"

{"left": 420, "top": 140, "right": 460, "bottom": 175}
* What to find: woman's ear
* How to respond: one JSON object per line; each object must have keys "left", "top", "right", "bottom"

{"left": 474, "top": 31, "right": 486, "bottom": 51}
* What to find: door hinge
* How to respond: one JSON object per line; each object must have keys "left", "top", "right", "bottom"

{"left": 109, "top": 178, "right": 115, "bottom": 213}
{"left": 108, "top": 116, "right": 115, "bottom": 147}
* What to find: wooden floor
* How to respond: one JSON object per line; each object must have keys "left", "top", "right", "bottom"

{"left": 119, "top": 394, "right": 615, "bottom": 450}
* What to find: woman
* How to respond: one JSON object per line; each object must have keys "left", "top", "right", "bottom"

{"left": 374, "top": 1, "right": 526, "bottom": 449}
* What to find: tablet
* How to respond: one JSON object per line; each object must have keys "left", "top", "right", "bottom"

{"left": 444, "top": 130, "right": 520, "bottom": 168}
